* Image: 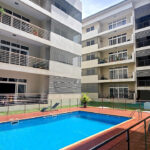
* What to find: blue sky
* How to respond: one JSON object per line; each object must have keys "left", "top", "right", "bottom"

{"left": 82, "top": 0, "right": 124, "bottom": 18}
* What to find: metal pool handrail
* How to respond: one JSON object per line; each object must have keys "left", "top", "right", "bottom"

{"left": 90, "top": 116, "right": 150, "bottom": 150}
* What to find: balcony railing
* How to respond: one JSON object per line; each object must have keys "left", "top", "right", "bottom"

{"left": 29, "top": 0, "right": 51, "bottom": 12}
{"left": 137, "top": 59, "right": 150, "bottom": 67}
{"left": 98, "top": 55, "right": 132, "bottom": 64}
{"left": 0, "top": 12, "right": 50, "bottom": 40}
{"left": 0, "top": 93, "right": 48, "bottom": 106}
{"left": 0, "top": 49, "right": 49, "bottom": 70}
{"left": 136, "top": 19, "right": 150, "bottom": 30}
{"left": 138, "top": 80, "right": 150, "bottom": 86}
{"left": 99, "top": 72, "right": 134, "bottom": 80}
{"left": 136, "top": 39, "right": 150, "bottom": 48}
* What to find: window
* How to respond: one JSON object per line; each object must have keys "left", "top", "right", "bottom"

{"left": 53, "top": 0, "right": 82, "bottom": 22}
{"left": 18, "top": 84, "right": 26, "bottom": 93}
{"left": 109, "top": 50, "right": 127, "bottom": 62}
{"left": 0, "top": 40, "right": 29, "bottom": 66}
{"left": 91, "top": 26, "right": 95, "bottom": 31}
{"left": 109, "top": 34, "right": 127, "bottom": 45}
{"left": 108, "top": 18, "right": 127, "bottom": 30}
{"left": 91, "top": 40, "right": 95, "bottom": 45}
{"left": 86, "top": 40, "right": 95, "bottom": 46}
{"left": 110, "top": 86, "right": 128, "bottom": 99}
{"left": 87, "top": 41, "right": 91, "bottom": 46}
{"left": 86, "top": 28, "right": 90, "bottom": 32}
{"left": 0, "top": 77, "right": 27, "bottom": 94}
{"left": 87, "top": 68, "right": 96, "bottom": 75}
{"left": 86, "top": 26, "right": 95, "bottom": 32}
{"left": 109, "top": 67, "right": 128, "bottom": 79}
{"left": 85, "top": 53, "right": 96, "bottom": 61}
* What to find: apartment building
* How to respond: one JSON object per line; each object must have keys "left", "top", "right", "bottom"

{"left": 82, "top": 0, "right": 150, "bottom": 102}
{"left": 0, "top": 0, "right": 82, "bottom": 104}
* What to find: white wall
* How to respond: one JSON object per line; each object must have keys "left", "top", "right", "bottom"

{"left": 49, "top": 61, "right": 81, "bottom": 79}
{"left": 51, "top": 5, "right": 82, "bottom": 33}
{"left": 50, "top": 32, "right": 81, "bottom": 56}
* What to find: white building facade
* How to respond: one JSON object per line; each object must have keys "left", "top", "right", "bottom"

{"left": 82, "top": 0, "right": 150, "bottom": 102}
{"left": 0, "top": 0, "right": 82, "bottom": 104}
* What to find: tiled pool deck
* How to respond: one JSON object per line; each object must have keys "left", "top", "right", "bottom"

{"left": 0, "top": 107, "right": 149, "bottom": 150}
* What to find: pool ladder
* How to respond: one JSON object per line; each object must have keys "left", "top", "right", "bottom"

{"left": 130, "top": 109, "right": 142, "bottom": 120}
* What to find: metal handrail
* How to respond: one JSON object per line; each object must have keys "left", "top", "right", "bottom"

{"left": 0, "top": 11, "right": 50, "bottom": 40}
{"left": 98, "top": 55, "right": 132, "bottom": 64}
{"left": 136, "top": 39, "right": 150, "bottom": 48}
{"left": 136, "top": 19, "right": 150, "bottom": 30}
{"left": 99, "top": 72, "right": 134, "bottom": 80}
{"left": 137, "top": 59, "right": 150, "bottom": 67}
{"left": 138, "top": 80, "right": 150, "bottom": 86}
{"left": 0, "top": 49, "right": 49, "bottom": 70}
{"left": 90, "top": 116, "right": 150, "bottom": 150}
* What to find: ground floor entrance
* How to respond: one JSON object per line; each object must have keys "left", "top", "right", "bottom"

{"left": 0, "top": 83, "right": 15, "bottom": 94}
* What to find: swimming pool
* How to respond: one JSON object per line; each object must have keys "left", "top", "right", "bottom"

{"left": 0, "top": 111, "right": 130, "bottom": 150}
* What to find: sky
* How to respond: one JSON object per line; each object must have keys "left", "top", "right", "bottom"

{"left": 82, "top": 0, "right": 124, "bottom": 19}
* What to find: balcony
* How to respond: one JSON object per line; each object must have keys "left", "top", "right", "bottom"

{"left": 138, "top": 80, "right": 150, "bottom": 87}
{"left": 29, "top": 0, "right": 51, "bottom": 12}
{"left": 98, "top": 54, "right": 134, "bottom": 67}
{"left": 0, "top": 93, "right": 48, "bottom": 106}
{"left": 0, "top": 12, "right": 50, "bottom": 40}
{"left": 98, "top": 72, "right": 135, "bottom": 83}
{"left": 82, "top": 75, "right": 98, "bottom": 84}
{"left": 98, "top": 92, "right": 134, "bottom": 101}
{"left": 137, "top": 59, "right": 150, "bottom": 67}
{"left": 82, "top": 59, "right": 98, "bottom": 69}
{"left": 136, "top": 39, "right": 150, "bottom": 48}
{"left": 99, "top": 35, "right": 134, "bottom": 52}
{"left": 82, "top": 44, "right": 98, "bottom": 55}
{"left": 0, "top": 49, "right": 49, "bottom": 70}
{"left": 82, "top": 30, "right": 98, "bottom": 41}
{"left": 99, "top": 19, "right": 133, "bottom": 37}
{"left": 136, "top": 19, "right": 150, "bottom": 30}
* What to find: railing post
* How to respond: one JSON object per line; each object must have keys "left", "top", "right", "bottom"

{"left": 102, "top": 95, "right": 104, "bottom": 109}
{"left": 126, "top": 130, "right": 130, "bottom": 150}
{"left": 77, "top": 98, "right": 79, "bottom": 107}
{"left": 125, "top": 98, "right": 127, "bottom": 111}
{"left": 144, "top": 120, "right": 147, "bottom": 150}
{"left": 39, "top": 101, "right": 41, "bottom": 111}
{"left": 50, "top": 99, "right": 52, "bottom": 108}
{"left": 24, "top": 102, "right": 26, "bottom": 113}
{"left": 61, "top": 99, "right": 62, "bottom": 109}
{"left": 113, "top": 97, "right": 115, "bottom": 109}
{"left": 7, "top": 103, "right": 9, "bottom": 115}
{"left": 69, "top": 99, "right": 71, "bottom": 108}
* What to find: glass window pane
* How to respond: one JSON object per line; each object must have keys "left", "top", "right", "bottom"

{"left": 18, "top": 84, "right": 26, "bottom": 93}
{"left": 110, "top": 88, "right": 114, "bottom": 98}
{"left": 91, "top": 26, "right": 94, "bottom": 31}
{"left": 124, "top": 88, "right": 128, "bottom": 98}
{"left": 91, "top": 40, "right": 95, "bottom": 45}
{"left": 119, "top": 88, "right": 124, "bottom": 98}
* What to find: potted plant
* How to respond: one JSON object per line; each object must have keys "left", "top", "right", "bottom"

{"left": 33, "top": 29, "right": 38, "bottom": 36}
{"left": 81, "top": 93, "right": 90, "bottom": 108}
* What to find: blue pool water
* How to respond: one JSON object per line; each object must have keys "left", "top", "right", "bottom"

{"left": 0, "top": 111, "right": 130, "bottom": 150}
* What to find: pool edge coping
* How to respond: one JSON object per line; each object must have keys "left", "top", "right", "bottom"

{"left": 60, "top": 116, "right": 133, "bottom": 150}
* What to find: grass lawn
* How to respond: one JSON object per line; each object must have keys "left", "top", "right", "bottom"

{"left": 87, "top": 101, "right": 144, "bottom": 110}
